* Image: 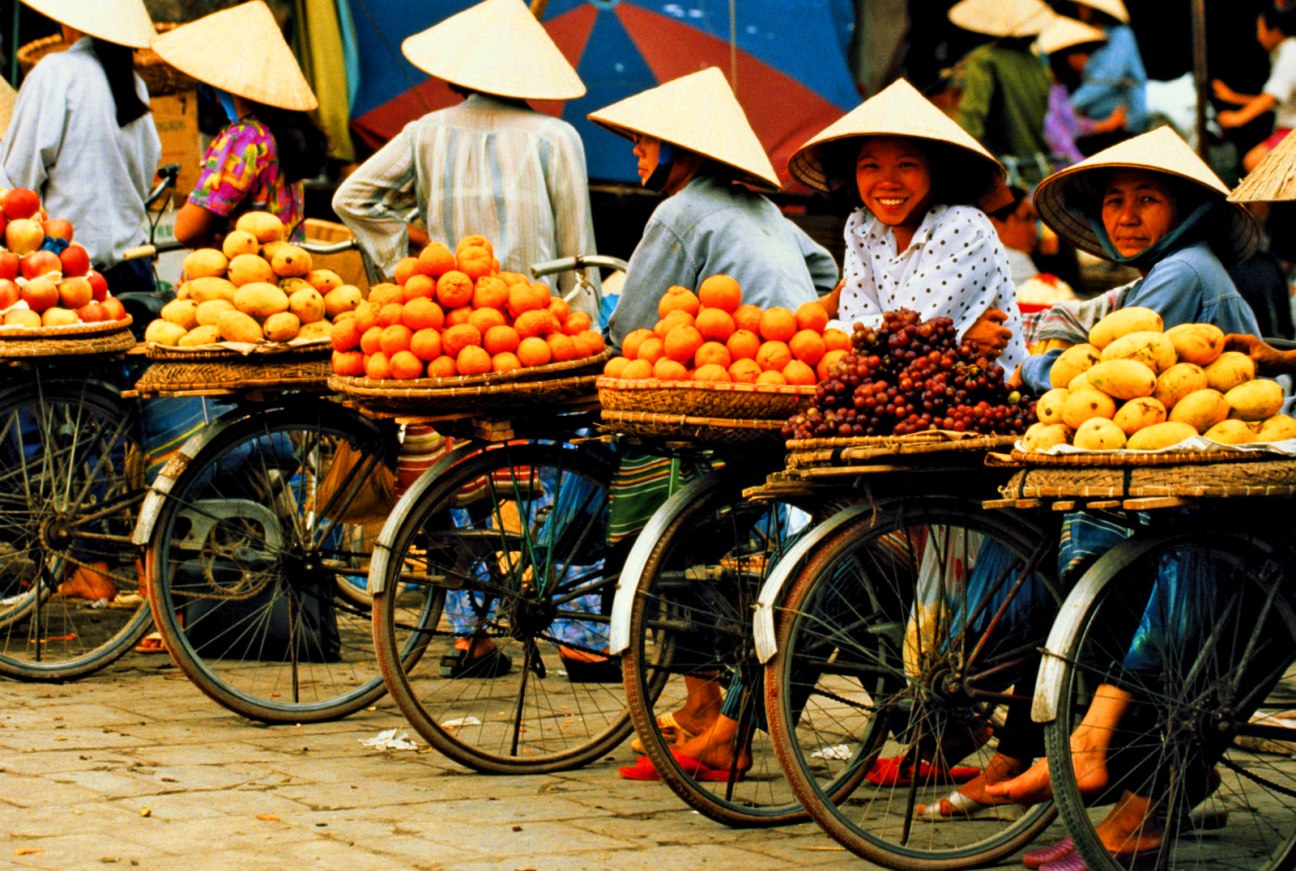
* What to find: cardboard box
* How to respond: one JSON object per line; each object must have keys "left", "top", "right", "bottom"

{"left": 151, "top": 89, "right": 201, "bottom": 202}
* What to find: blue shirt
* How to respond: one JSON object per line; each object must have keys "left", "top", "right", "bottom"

{"left": 1070, "top": 24, "right": 1148, "bottom": 133}
{"left": 1021, "top": 240, "right": 1261, "bottom": 393}
{"left": 608, "top": 175, "right": 838, "bottom": 346}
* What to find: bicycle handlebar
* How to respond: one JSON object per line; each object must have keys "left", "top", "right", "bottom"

{"left": 145, "top": 163, "right": 181, "bottom": 210}
{"left": 531, "top": 255, "right": 628, "bottom": 278}
{"left": 299, "top": 239, "right": 359, "bottom": 256}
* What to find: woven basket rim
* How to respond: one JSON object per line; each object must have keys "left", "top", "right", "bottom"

{"left": 594, "top": 376, "right": 816, "bottom": 397}
{"left": 786, "top": 431, "right": 1015, "bottom": 451}
{"left": 601, "top": 409, "right": 785, "bottom": 431}
{"left": 146, "top": 338, "right": 331, "bottom": 361}
{"left": 331, "top": 372, "right": 600, "bottom": 399}
{"left": 1005, "top": 447, "right": 1279, "bottom": 467}
{"left": 0, "top": 315, "right": 133, "bottom": 339}
{"left": 337, "top": 350, "right": 610, "bottom": 391}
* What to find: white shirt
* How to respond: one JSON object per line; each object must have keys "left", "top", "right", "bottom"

{"left": 0, "top": 39, "right": 160, "bottom": 269}
{"left": 837, "top": 203, "right": 1028, "bottom": 373}
{"left": 1264, "top": 37, "right": 1296, "bottom": 130}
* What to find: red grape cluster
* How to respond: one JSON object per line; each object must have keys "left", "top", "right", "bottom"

{"left": 783, "top": 309, "right": 1035, "bottom": 439}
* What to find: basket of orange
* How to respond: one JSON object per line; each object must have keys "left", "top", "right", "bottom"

{"left": 326, "top": 235, "right": 609, "bottom": 416}
{"left": 597, "top": 277, "right": 847, "bottom": 445}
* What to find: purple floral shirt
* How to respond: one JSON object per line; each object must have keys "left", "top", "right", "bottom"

{"left": 189, "top": 117, "right": 304, "bottom": 240}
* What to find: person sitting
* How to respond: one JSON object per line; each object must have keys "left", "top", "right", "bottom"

{"left": 1214, "top": 5, "right": 1296, "bottom": 173}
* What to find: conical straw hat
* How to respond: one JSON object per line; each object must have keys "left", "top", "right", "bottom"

{"left": 587, "top": 67, "right": 779, "bottom": 190}
{"left": 1072, "top": 0, "right": 1129, "bottom": 24}
{"left": 788, "top": 78, "right": 1003, "bottom": 197}
{"left": 20, "top": 0, "right": 155, "bottom": 49}
{"left": 1034, "top": 126, "right": 1258, "bottom": 263}
{"left": 948, "top": 0, "right": 1056, "bottom": 38}
{"left": 1036, "top": 16, "right": 1107, "bottom": 55}
{"left": 1229, "top": 129, "right": 1296, "bottom": 202}
{"left": 150, "top": 1, "right": 317, "bottom": 111}
{"left": 402, "top": 0, "right": 584, "bottom": 102}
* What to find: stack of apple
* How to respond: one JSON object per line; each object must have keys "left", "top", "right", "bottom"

{"left": 0, "top": 187, "right": 129, "bottom": 328}
{"left": 145, "top": 210, "right": 362, "bottom": 348}
{"left": 329, "top": 234, "right": 606, "bottom": 380}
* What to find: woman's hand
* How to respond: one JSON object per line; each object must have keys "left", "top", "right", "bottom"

{"left": 1006, "top": 364, "right": 1023, "bottom": 390}
{"left": 962, "top": 308, "right": 1011, "bottom": 359}
{"left": 1224, "top": 332, "right": 1296, "bottom": 376}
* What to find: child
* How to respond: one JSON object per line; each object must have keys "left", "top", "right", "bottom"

{"left": 1214, "top": 6, "right": 1296, "bottom": 172}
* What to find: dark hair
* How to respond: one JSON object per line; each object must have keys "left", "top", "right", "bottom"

{"left": 90, "top": 37, "right": 148, "bottom": 128}
{"left": 987, "top": 185, "right": 1029, "bottom": 221}
{"left": 250, "top": 101, "right": 330, "bottom": 183}
{"left": 1261, "top": 6, "right": 1296, "bottom": 36}
{"left": 1047, "top": 42, "right": 1102, "bottom": 91}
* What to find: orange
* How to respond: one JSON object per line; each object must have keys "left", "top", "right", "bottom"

{"left": 547, "top": 296, "right": 570, "bottom": 321}
{"left": 359, "top": 326, "right": 383, "bottom": 356}
{"left": 427, "top": 355, "right": 457, "bottom": 378}
{"left": 693, "top": 363, "right": 731, "bottom": 382}
{"left": 695, "top": 307, "right": 735, "bottom": 342}
{"left": 456, "top": 245, "right": 494, "bottom": 281}
{"left": 402, "top": 273, "right": 436, "bottom": 302}
{"left": 368, "top": 282, "right": 403, "bottom": 307}
{"left": 515, "top": 309, "right": 559, "bottom": 339}
{"left": 756, "top": 369, "right": 787, "bottom": 385}
{"left": 563, "top": 311, "right": 592, "bottom": 336}
{"left": 663, "top": 324, "right": 704, "bottom": 363}
{"left": 498, "top": 270, "right": 530, "bottom": 288}
{"left": 378, "top": 302, "right": 405, "bottom": 327}
{"left": 694, "top": 341, "right": 732, "bottom": 370}
{"left": 483, "top": 324, "right": 520, "bottom": 355}
{"left": 794, "top": 300, "right": 830, "bottom": 333}
{"left": 697, "top": 274, "right": 742, "bottom": 312}
{"left": 823, "top": 328, "right": 851, "bottom": 351}
{"left": 755, "top": 340, "right": 792, "bottom": 371}
{"left": 507, "top": 282, "right": 550, "bottom": 318}
{"left": 546, "top": 332, "right": 578, "bottom": 362}
{"left": 492, "top": 351, "right": 522, "bottom": 372}
{"left": 657, "top": 285, "right": 701, "bottom": 318}
{"left": 789, "top": 329, "right": 827, "bottom": 366}
{"left": 379, "top": 324, "right": 413, "bottom": 356}
{"left": 410, "top": 328, "right": 443, "bottom": 361}
{"left": 468, "top": 306, "right": 506, "bottom": 333}
{"left": 393, "top": 256, "right": 430, "bottom": 286}
{"left": 817, "top": 348, "right": 849, "bottom": 380}
{"left": 402, "top": 297, "right": 444, "bottom": 332}
{"left": 365, "top": 351, "right": 391, "bottom": 380}
{"left": 517, "top": 336, "right": 552, "bottom": 367}
{"left": 442, "top": 323, "right": 483, "bottom": 357}
{"left": 759, "top": 307, "right": 797, "bottom": 342}
{"left": 573, "top": 330, "right": 605, "bottom": 357}
{"left": 472, "top": 275, "right": 510, "bottom": 309}
{"left": 418, "top": 241, "right": 456, "bottom": 276}
{"left": 654, "top": 309, "right": 694, "bottom": 338}
{"left": 604, "top": 356, "right": 631, "bottom": 378}
{"left": 635, "top": 335, "right": 665, "bottom": 363}
{"left": 457, "top": 344, "right": 492, "bottom": 375}
{"left": 331, "top": 349, "right": 364, "bottom": 376}
{"left": 733, "top": 304, "right": 763, "bottom": 334}
{"left": 620, "top": 358, "right": 654, "bottom": 380}
{"left": 331, "top": 317, "right": 362, "bottom": 352}
{"left": 726, "top": 329, "right": 761, "bottom": 361}
{"left": 652, "top": 358, "right": 689, "bottom": 381}
{"left": 390, "top": 350, "right": 424, "bottom": 380}
{"left": 353, "top": 300, "right": 379, "bottom": 333}
{"left": 456, "top": 234, "right": 494, "bottom": 258}
{"left": 444, "top": 305, "right": 474, "bottom": 327}
{"left": 728, "top": 358, "right": 762, "bottom": 383}
{"left": 782, "top": 359, "right": 816, "bottom": 386}
{"left": 621, "top": 328, "right": 653, "bottom": 359}
{"left": 436, "top": 271, "right": 474, "bottom": 308}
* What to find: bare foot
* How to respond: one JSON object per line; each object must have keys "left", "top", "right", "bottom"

{"left": 675, "top": 714, "right": 751, "bottom": 773}
{"left": 58, "top": 562, "right": 117, "bottom": 601}
{"left": 1096, "top": 791, "right": 1163, "bottom": 854}
{"left": 667, "top": 675, "right": 723, "bottom": 737}
{"left": 916, "top": 752, "right": 1028, "bottom": 816}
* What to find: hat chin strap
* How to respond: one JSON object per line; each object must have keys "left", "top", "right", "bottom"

{"left": 1088, "top": 200, "right": 1214, "bottom": 270}
{"left": 644, "top": 141, "right": 675, "bottom": 193}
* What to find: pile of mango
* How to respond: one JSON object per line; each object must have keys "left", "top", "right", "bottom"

{"left": 1022, "top": 306, "right": 1296, "bottom": 451}
{"left": 144, "top": 211, "right": 362, "bottom": 347}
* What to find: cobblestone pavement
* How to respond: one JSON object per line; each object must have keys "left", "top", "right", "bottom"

{"left": 0, "top": 652, "right": 1057, "bottom": 870}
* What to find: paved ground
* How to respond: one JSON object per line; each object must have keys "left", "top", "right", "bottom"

{"left": 0, "top": 651, "right": 1049, "bottom": 870}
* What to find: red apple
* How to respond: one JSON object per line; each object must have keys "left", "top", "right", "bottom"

{"left": 5, "top": 218, "right": 44, "bottom": 255}
{"left": 22, "top": 278, "right": 58, "bottom": 313}
{"left": 2, "top": 188, "right": 41, "bottom": 220}
{"left": 41, "top": 307, "right": 78, "bottom": 327}
{"left": 86, "top": 269, "right": 109, "bottom": 301}
{"left": 58, "top": 244, "right": 90, "bottom": 277}
{"left": 0, "top": 279, "right": 19, "bottom": 310}
{"left": 75, "top": 301, "right": 106, "bottom": 323}
{"left": 57, "top": 276, "right": 92, "bottom": 309}
{"left": 20, "top": 249, "right": 61, "bottom": 280}
{"left": 0, "top": 250, "right": 19, "bottom": 281}
{"left": 42, "top": 218, "right": 73, "bottom": 242}
{"left": 100, "top": 296, "right": 127, "bottom": 321}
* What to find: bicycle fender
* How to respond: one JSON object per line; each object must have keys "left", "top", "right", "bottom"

{"left": 607, "top": 474, "right": 726, "bottom": 656}
{"left": 752, "top": 502, "right": 874, "bottom": 665}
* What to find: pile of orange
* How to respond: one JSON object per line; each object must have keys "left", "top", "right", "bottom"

{"left": 602, "top": 275, "right": 849, "bottom": 385}
{"left": 330, "top": 235, "right": 605, "bottom": 380}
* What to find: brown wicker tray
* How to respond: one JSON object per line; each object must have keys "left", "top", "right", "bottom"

{"left": 0, "top": 317, "right": 135, "bottom": 358}
{"left": 330, "top": 372, "right": 601, "bottom": 414}
{"left": 786, "top": 431, "right": 1018, "bottom": 469}
{"left": 132, "top": 357, "right": 333, "bottom": 398}
{"left": 596, "top": 377, "right": 815, "bottom": 419}
{"left": 600, "top": 409, "right": 786, "bottom": 446}
{"left": 997, "top": 447, "right": 1280, "bottom": 467}
{"left": 999, "top": 459, "right": 1296, "bottom": 501}
{"left": 146, "top": 339, "right": 332, "bottom": 362}
{"left": 18, "top": 25, "right": 195, "bottom": 95}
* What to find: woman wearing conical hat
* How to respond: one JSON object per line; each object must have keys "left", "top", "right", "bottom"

{"left": 332, "top": 0, "right": 599, "bottom": 310}
{"left": 1052, "top": 0, "right": 1147, "bottom": 153}
{"left": 152, "top": 0, "right": 327, "bottom": 247}
{"left": 0, "top": 0, "right": 160, "bottom": 295}
{"left": 589, "top": 66, "right": 837, "bottom": 347}
{"left": 790, "top": 77, "right": 1029, "bottom": 374}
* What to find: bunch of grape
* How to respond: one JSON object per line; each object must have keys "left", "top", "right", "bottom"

{"left": 783, "top": 308, "right": 1035, "bottom": 439}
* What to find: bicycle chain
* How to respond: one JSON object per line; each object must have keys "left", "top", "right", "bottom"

{"left": 1218, "top": 754, "right": 1296, "bottom": 800}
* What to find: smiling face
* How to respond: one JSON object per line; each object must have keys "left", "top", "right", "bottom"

{"left": 1100, "top": 169, "right": 1179, "bottom": 260}
{"left": 855, "top": 136, "right": 933, "bottom": 248}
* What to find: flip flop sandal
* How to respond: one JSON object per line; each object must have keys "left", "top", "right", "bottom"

{"left": 865, "top": 756, "right": 980, "bottom": 788}
{"left": 617, "top": 752, "right": 745, "bottom": 783}
{"left": 439, "top": 647, "right": 513, "bottom": 679}
{"left": 629, "top": 712, "right": 697, "bottom": 755}
{"left": 1023, "top": 837, "right": 1075, "bottom": 869}
{"left": 913, "top": 789, "right": 1022, "bottom": 821}
{"left": 134, "top": 632, "right": 168, "bottom": 654}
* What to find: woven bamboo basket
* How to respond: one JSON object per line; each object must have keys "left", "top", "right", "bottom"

{"left": 0, "top": 316, "right": 135, "bottom": 358}
{"left": 600, "top": 409, "right": 786, "bottom": 446}
{"left": 596, "top": 377, "right": 815, "bottom": 419}
{"left": 1000, "top": 447, "right": 1278, "bottom": 467}
{"left": 132, "top": 357, "right": 333, "bottom": 398}
{"left": 18, "top": 24, "right": 194, "bottom": 96}
{"left": 999, "top": 458, "right": 1296, "bottom": 500}
{"left": 785, "top": 430, "right": 1019, "bottom": 469}
{"left": 145, "top": 339, "right": 332, "bottom": 362}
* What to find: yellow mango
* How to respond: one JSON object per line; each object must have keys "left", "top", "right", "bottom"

{"left": 1084, "top": 359, "right": 1157, "bottom": 400}
{"left": 1088, "top": 306, "right": 1164, "bottom": 349}
{"left": 1021, "top": 422, "right": 1071, "bottom": 452}
{"left": 1061, "top": 388, "right": 1117, "bottom": 429}
{"left": 144, "top": 319, "right": 186, "bottom": 346}
{"left": 1224, "top": 379, "right": 1284, "bottom": 421}
{"left": 1126, "top": 421, "right": 1198, "bottom": 451}
{"left": 195, "top": 298, "right": 235, "bottom": 327}
{"left": 233, "top": 282, "right": 290, "bottom": 319}
{"left": 185, "top": 276, "right": 237, "bottom": 303}
{"left": 262, "top": 311, "right": 301, "bottom": 342}
{"left": 160, "top": 299, "right": 199, "bottom": 331}
{"left": 1164, "top": 322, "right": 1225, "bottom": 366}
{"left": 307, "top": 269, "right": 344, "bottom": 294}
{"left": 1073, "top": 417, "right": 1127, "bottom": 450}
{"left": 1036, "top": 388, "right": 1070, "bottom": 426}
{"left": 178, "top": 324, "right": 223, "bottom": 346}
{"left": 1204, "top": 351, "right": 1256, "bottom": 393}
{"left": 271, "top": 245, "right": 313, "bottom": 278}
{"left": 181, "top": 247, "right": 227, "bottom": 279}
{"left": 1112, "top": 396, "right": 1167, "bottom": 436}
{"left": 1068, "top": 371, "right": 1093, "bottom": 392}
{"left": 1049, "top": 343, "right": 1101, "bottom": 389}
{"left": 288, "top": 287, "right": 326, "bottom": 324}
{"left": 1100, "top": 331, "right": 1177, "bottom": 373}
{"left": 1255, "top": 414, "right": 1296, "bottom": 442}
{"left": 216, "top": 309, "right": 264, "bottom": 344}
{"left": 221, "top": 230, "right": 260, "bottom": 260}
{"left": 1202, "top": 419, "right": 1257, "bottom": 445}
{"left": 234, "top": 210, "right": 286, "bottom": 244}
{"left": 297, "top": 320, "right": 333, "bottom": 341}
{"left": 1168, "top": 388, "right": 1231, "bottom": 433}
{"left": 1153, "top": 362, "right": 1208, "bottom": 410}
{"left": 323, "top": 285, "right": 363, "bottom": 318}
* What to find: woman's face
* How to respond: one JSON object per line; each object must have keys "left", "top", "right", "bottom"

{"left": 633, "top": 134, "right": 661, "bottom": 186}
{"left": 1100, "top": 169, "right": 1178, "bottom": 259}
{"left": 855, "top": 136, "right": 933, "bottom": 233}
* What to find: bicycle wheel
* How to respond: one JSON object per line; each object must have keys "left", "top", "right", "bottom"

{"left": 145, "top": 402, "right": 396, "bottom": 722}
{"left": 621, "top": 469, "right": 826, "bottom": 826}
{"left": 766, "top": 496, "right": 1060, "bottom": 869}
{"left": 1044, "top": 524, "right": 1296, "bottom": 871}
{"left": 0, "top": 376, "right": 150, "bottom": 680}
{"left": 371, "top": 439, "right": 627, "bottom": 773}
